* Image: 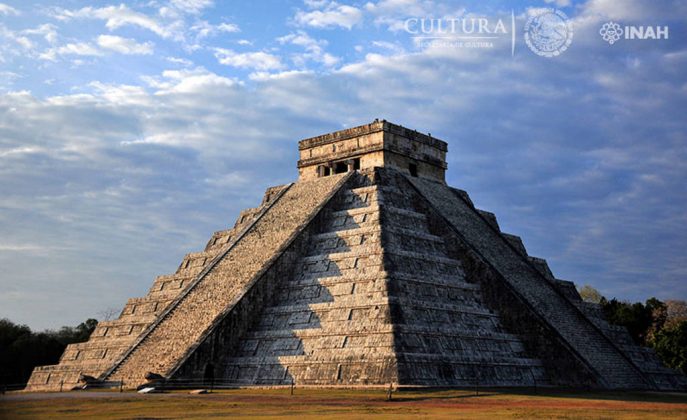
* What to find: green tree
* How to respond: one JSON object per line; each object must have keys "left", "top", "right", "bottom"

{"left": 0, "top": 318, "right": 97, "bottom": 388}
{"left": 651, "top": 321, "right": 687, "bottom": 374}
{"left": 600, "top": 298, "right": 656, "bottom": 345}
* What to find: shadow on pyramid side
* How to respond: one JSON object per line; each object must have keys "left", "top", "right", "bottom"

{"left": 26, "top": 121, "right": 687, "bottom": 392}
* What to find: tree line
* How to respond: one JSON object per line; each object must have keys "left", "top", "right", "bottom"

{"left": 0, "top": 318, "right": 97, "bottom": 388}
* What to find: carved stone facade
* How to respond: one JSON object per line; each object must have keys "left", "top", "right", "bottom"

{"left": 26, "top": 121, "right": 686, "bottom": 391}
{"left": 297, "top": 120, "right": 447, "bottom": 183}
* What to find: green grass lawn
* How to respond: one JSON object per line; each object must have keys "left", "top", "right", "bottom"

{"left": 2, "top": 388, "right": 686, "bottom": 419}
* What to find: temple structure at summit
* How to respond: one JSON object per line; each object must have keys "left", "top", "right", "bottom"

{"left": 27, "top": 120, "right": 687, "bottom": 391}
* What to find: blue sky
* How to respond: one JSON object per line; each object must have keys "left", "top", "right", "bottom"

{"left": 0, "top": 0, "right": 685, "bottom": 330}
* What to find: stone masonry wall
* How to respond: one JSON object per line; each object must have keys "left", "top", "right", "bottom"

{"left": 405, "top": 173, "right": 652, "bottom": 390}
{"left": 105, "top": 173, "right": 350, "bottom": 387}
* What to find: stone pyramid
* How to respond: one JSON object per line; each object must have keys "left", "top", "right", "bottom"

{"left": 27, "top": 121, "right": 686, "bottom": 391}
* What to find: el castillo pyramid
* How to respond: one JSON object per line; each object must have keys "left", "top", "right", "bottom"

{"left": 27, "top": 120, "right": 686, "bottom": 391}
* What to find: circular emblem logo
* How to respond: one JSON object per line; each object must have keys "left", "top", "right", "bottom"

{"left": 524, "top": 8, "right": 573, "bottom": 57}
{"left": 599, "top": 21, "right": 623, "bottom": 45}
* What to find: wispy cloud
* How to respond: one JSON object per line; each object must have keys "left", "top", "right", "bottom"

{"left": 214, "top": 48, "right": 284, "bottom": 71}
{"left": 169, "top": 0, "right": 215, "bottom": 15}
{"left": 0, "top": 3, "right": 19, "bottom": 16}
{"left": 189, "top": 20, "right": 240, "bottom": 40}
{"left": 21, "top": 23, "right": 58, "bottom": 44}
{"left": 97, "top": 35, "right": 154, "bottom": 55}
{"left": 278, "top": 31, "right": 340, "bottom": 67}
{"left": 39, "top": 42, "right": 102, "bottom": 61}
{"left": 54, "top": 4, "right": 172, "bottom": 38}
{"left": 294, "top": 1, "right": 363, "bottom": 29}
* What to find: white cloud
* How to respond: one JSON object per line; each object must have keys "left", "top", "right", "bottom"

{"left": 580, "top": 0, "right": 687, "bottom": 20}
{"left": 22, "top": 24, "right": 58, "bottom": 44}
{"left": 249, "top": 69, "right": 314, "bottom": 81}
{"left": 364, "top": 0, "right": 435, "bottom": 16}
{"left": 190, "top": 20, "right": 240, "bottom": 40}
{"left": 0, "top": 3, "right": 19, "bottom": 15}
{"left": 371, "top": 40, "right": 404, "bottom": 54}
{"left": 0, "top": 146, "right": 44, "bottom": 158}
{"left": 0, "top": 71, "right": 21, "bottom": 89}
{"left": 304, "top": 0, "right": 328, "bottom": 7}
{"left": 39, "top": 42, "right": 102, "bottom": 61}
{"left": 166, "top": 56, "right": 193, "bottom": 66}
{"left": 169, "top": 0, "right": 214, "bottom": 14}
{"left": 159, "top": 68, "right": 236, "bottom": 94}
{"left": 364, "top": 0, "right": 442, "bottom": 31}
{"left": 278, "top": 31, "right": 340, "bottom": 67}
{"left": 88, "top": 81, "right": 151, "bottom": 106}
{"left": 295, "top": 2, "right": 363, "bottom": 29}
{"left": 217, "top": 23, "right": 240, "bottom": 33}
{"left": 214, "top": 48, "right": 284, "bottom": 71}
{"left": 544, "top": 0, "right": 572, "bottom": 7}
{"left": 140, "top": 67, "right": 237, "bottom": 95}
{"left": 0, "top": 25, "right": 34, "bottom": 50}
{"left": 55, "top": 4, "right": 172, "bottom": 38}
{"left": 97, "top": 35, "right": 154, "bottom": 55}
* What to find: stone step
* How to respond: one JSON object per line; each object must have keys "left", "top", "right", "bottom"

{"left": 310, "top": 225, "right": 381, "bottom": 241}
{"left": 297, "top": 253, "right": 383, "bottom": 277}
{"left": 396, "top": 352, "right": 544, "bottom": 367}
{"left": 323, "top": 209, "right": 380, "bottom": 232}
{"left": 176, "top": 251, "right": 214, "bottom": 272}
{"left": 388, "top": 296, "right": 498, "bottom": 318}
{"left": 120, "top": 296, "right": 175, "bottom": 317}
{"left": 300, "top": 248, "right": 384, "bottom": 264}
{"left": 306, "top": 231, "right": 382, "bottom": 256}
{"left": 264, "top": 298, "right": 390, "bottom": 314}
{"left": 224, "top": 352, "right": 397, "bottom": 367}
{"left": 244, "top": 325, "right": 394, "bottom": 339}
{"left": 260, "top": 296, "right": 493, "bottom": 320}
{"left": 273, "top": 281, "right": 386, "bottom": 304}
{"left": 387, "top": 272, "right": 475, "bottom": 290}
{"left": 337, "top": 186, "right": 380, "bottom": 209}
{"left": 384, "top": 205, "right": 427, "bottom": 221}
{"left": 386, "top": 248, "right": 462, "bottom": 267}
{"left": 241, "top": 324, "right": 523, "bottom": 344}
{"left": 386, "top": 226, "right": 444, "bottom": 242}
{"left": 330, "top": 205, "right": 380, "bottom": 218}
{"left": 203, "top": 227, "right": 235, "bottom": 252}
{"left": 287, "top": 270, "right": 386, "bottom": 286}
{"left": 148, "top": 274, "right": 195, "bottom": 294}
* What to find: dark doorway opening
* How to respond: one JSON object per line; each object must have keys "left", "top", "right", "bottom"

{"left": 334, "top": 161, "right": 348, "bottom": 174}
{"left": 409, "top": 163, "right": 418, "bottom": 177}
